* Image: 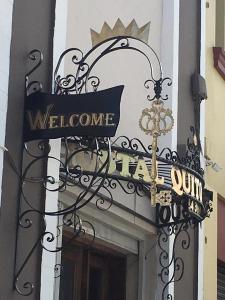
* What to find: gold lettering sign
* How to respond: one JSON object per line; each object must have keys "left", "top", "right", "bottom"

{"left": 116, "top": 153, "right": 135, "bottom": 177}
{"left": 91, "top": 113, "right": 104, "bottom": 126}
{"left": 133, "top": 159, "right": 151, "bottom": 182}
{"left": 49, "top": 116, "right": 59, "bottom": 129}
{"left": 79, "top": 113, "right": 91, "bottom": 126}
{"left": 60, "top": 115, "right": 69, "bottom": 128}
{"left": 26, "top": 106, "right": 116, "bottom": 131}
{"left": 63, "top": 145, "right": 203, "bottom": 214}
{"left": 69, "top": 114, "right": 79, "bottom": 127}
{"left": 105, "top": 113, "right": 115, "bottom": 126}
{"left": 171, "top": 166, "right": 203, "bottom": 203}
{"left": 26, "top": 105, "right": 53, "bottom": 130}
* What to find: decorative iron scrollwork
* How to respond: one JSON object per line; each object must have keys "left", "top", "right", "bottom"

{"left": 11, "top": 36, "right": 213, "bottom": 299}
{"left": 14, "top": 36, "right": 168, "bottom": 296}
{"left": 158, "top": 221, "right": 195, "bottom": 300}
{"left": 54, "top": 264, "right": 63, "bottom": 279}
{"left": 144, "top": 77, "right": 172, "bottom": 101}
{"left": 26, "top": 49, "right": 43, "bottom": 96}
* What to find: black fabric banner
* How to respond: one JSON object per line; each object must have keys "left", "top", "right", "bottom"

{"left": 24, "top": 86, "right": 124, "bottom": 141}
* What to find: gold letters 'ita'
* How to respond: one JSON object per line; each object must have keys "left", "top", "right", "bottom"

{"left": 139, "top": 97, "right": 174, "bottom": 207}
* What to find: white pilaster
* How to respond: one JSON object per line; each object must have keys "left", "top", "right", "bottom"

{"left": 40, "top": 1, "right": 68, "bottom": 299}
{"left": 160, "top": 1, "right": 180, "bottom": 298}
{"left": 160, "top": 0, "right": 180, "bottom": 151}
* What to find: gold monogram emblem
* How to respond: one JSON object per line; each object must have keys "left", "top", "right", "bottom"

{"left": 139, "top": 99, "right": 174, "bottom": 206}
{"left": 139, "top": 101, "right": 174, "bottom": 136}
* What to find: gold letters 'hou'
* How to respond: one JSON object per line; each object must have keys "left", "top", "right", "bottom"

{"left": 139, "top": 99, "right": 174, "bottom": 206}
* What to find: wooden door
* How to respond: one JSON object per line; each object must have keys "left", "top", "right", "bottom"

{"left": 59, "top": 247, "right": 83, "bottom": 300}
{"left": 59, "top": 242, "right": 126, "bottom": 300}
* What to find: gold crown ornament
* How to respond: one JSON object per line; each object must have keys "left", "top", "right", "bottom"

{"left": 90, "top": 18, "right": 150, "bottom": 46}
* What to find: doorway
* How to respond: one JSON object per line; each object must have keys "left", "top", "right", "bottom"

{"left": 59, "top": 239, "right": 126, "bottom": 300}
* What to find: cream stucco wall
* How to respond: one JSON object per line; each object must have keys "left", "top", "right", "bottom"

{"left": 203, "top": 185, "right": 217, "bottom": 300}
{"left": 204, "top": 1, "right": 225, "bottom": 299}
{"left": 205, "top": 1, "right": 225, "bottom": 198}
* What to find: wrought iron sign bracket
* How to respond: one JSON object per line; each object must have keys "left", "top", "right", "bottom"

{"left": 11, "top": 36, "right": 213, "bottom": 299}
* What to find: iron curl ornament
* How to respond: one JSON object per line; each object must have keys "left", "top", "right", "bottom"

{"left": 9, "top": 35, "right": 213, "bottom": 300}
{"left": 13, "top": 36, "right": 172, "bottom": 296}
{"left": 157, "top": 221, "right": 195, "bottom": 300}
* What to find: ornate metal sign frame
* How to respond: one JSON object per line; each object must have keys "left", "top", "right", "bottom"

{"left": 9, "top": 36, "right": 213, "bottom": 299}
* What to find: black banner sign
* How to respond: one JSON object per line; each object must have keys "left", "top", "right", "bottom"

{"left": 24, "top": 86, "right": 124, "bottom": 141}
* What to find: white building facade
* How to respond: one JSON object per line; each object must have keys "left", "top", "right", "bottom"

{"left": 0, "top": 1, "right": 208, "bottom": 300}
